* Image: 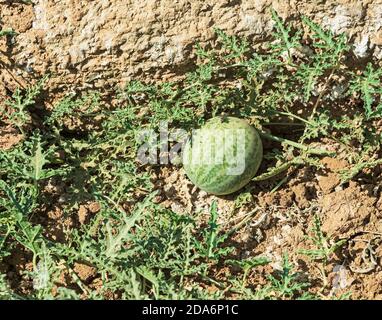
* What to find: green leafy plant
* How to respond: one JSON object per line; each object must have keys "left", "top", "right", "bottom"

{"left": 195, "top": 201, "right": 233, "bottom": 261}
{"left": 270, "top": 9, "right": 302, "bottom": 64}
{"left": 2, "top": 77, "right": 47, "bottom": 134}
{"left": 299, "top": 215, "right": 346, "bottom": 289}
{"left": 349, "top": 62, "right": 382, "bottom": 119}
{"left": 265, "top": 254, "right": 311, "bottom": 299}
{"left": 227, "top": 256, "right": 270, "bottom": 291}
{"left": 299, "top": 215, "right": 345, "bottom": 263}
{"left": 0, "top": 29, "right": 17, "bottom": 37}
{"left": 1, "top": 11, "right": 381, "bottom": 300}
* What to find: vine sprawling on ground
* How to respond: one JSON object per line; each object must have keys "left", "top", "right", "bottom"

{"left": 0, "top": 11, "right": 381, "bottom": 299}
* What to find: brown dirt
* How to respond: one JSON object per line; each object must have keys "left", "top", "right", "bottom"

{"left": 319, "top": 181, "right": 376, "bottom": 239}
{"left": 35, "top": 206, "right": 75, "bottom": 243}
{"left": 0, "top": 125, "right": 23, "bottom": 149}
{"left": 73, "top": 262, "right": 97, "bottom": 283}
{"left": 77, "top": 202, "right": 100, "bottom": 225}
{"left": 317, "top": 157, "right": 349, "bottom": 194}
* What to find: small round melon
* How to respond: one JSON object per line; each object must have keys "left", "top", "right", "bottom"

{"left": 182, "top": 116, "right": 263, "bottom": 195}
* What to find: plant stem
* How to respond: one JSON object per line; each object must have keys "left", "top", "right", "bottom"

{"left": 259, "top": 131, "right": 334, "bottom": 156}
{"left": 0, "top": 29, "right": 16, "bottom": 37}
{"left": 270, "top": 175, "right": 289, "bottom": 193}
{"left": 262, "top": 122, "right": 305, "bottom": 126}
{"left": 276, "top": 111, "right": 313, "bottom": 125}
{"left": 252, "top": 161, "right": 294, "bottom": 182}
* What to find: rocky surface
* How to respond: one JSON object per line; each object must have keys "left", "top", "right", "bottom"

{"left": 1, "top": 0, "right": 382, "bottom": 94}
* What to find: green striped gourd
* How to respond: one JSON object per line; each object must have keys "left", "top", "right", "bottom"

{"left": 182, "top": 116, "right": 263, "bottom": 195}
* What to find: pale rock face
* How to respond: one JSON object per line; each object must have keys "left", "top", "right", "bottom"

{"left": 370, "top": 3, "right": 382, "bottom": 31}
{"left": 322, "top": 5, "right": 352, "bottom": 34}
{"left": 0, "top": 0, "right": 382, "bottom": 93}
{"left": 353, "top": 34, "right": 371, "bottom": 58}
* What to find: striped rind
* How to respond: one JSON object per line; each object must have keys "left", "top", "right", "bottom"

{"left": 183, "top": 117, "right": 263, "bottom": 195}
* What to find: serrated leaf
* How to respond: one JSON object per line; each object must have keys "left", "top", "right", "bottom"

{"left": 30, "top": 137, "right": 45, "bottom": 182}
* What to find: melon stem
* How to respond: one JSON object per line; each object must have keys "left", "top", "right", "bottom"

{"left": 259, "top": 131, "right": 334, "bottom": 156}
